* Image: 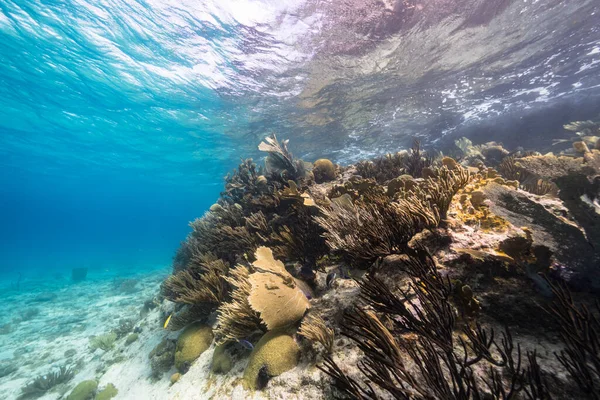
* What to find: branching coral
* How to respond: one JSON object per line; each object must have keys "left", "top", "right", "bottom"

{"left": 315, "top": 189, "right": 440, "bottom": 267}
{"left": 498, "top": 156, "right": 558, "bottom": 196}
{"left": 404, "top": 139, "right": 434, "bottom": 178}
{"left": 270, "top": 205, "right": 328, "bottom": 273}
{"left": 298, "top": 313, "right": 335, "bottom": 353}
{"left": 409, "top": 165, "right": 471, "bottom": 219}
{"left": 354, "top": 140, "right": 434, "bottom": 183}
{"left": 161, "top": 265, "right": 227, "bottom": 306}
{"left": 545, "top": 277, "right": 600, "bottom": 398}
{"left": 90, "top": 332, "right": 117, "bottom": 352}
{"left": 245, "top": 211, "right": 271, "bottom": 240}
{"left": 185, "top": 207, "right": 260, "bottom": 263}
{"left": 21, "top": 366, "right": 74, "bottom": 396}
{"left": 355, "top": 152, "right": 407, "bottom": 183}
{"left": 259, "top": 134, "right": 308, "bottom": 182}
{"left": 172, "top": 241, "right": 193, "bottom": 273}
{"left": 222, "top": 158, "right": 267, "bottom": 204}
{"left": 318, "top": 247, "right": 551, "bottom": 399}
{"left": 214, "top": 265, "right": 262, "bottom": 344}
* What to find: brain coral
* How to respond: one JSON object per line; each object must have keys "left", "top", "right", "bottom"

{"left": 313, "top": 159, "right": 336, "bottom": 183}
{"left": 174, "top": 323, "right": 214, "bottom": 372}
{"left": 243, "top": 331, "right": 300, "bottom": 390}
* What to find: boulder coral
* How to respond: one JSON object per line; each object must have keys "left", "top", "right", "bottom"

{"left": 174, "top": 322, "right": 213, "bottom": 372}
{"left": 66, "top": 380, "right": 98, "bottom": 400}
{"left": 243, "top": 331, "right": 300, "bottom": 390}
{"left": 95, "top": 383, "right": 118, "bottom": 400}
{"left": 210, "top": 343, "right": 233, "bottom": 374}
{"left": 312, "top": 159, "right": 336, "bottom": 183}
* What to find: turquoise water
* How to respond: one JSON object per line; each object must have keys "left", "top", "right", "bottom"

{"left": 1, "top": 0, "right": 600, "bottom": 275}
{"left": 1, "top": 1, "right": 600, "bottom": 399}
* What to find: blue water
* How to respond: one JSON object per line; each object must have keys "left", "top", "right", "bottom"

{"left": 1, "top": 0, "right": 600, "bottom": 278}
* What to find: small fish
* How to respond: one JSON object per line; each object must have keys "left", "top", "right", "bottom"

{"left": 326, "top": 272, "right": 337, "bottom": 288}
{"left": 238, "top": 339, "right": 254, "bottom": 350}
{"left": 551, "top": 139, "right": 570, "bottom": 146}
{"left": 455, "top": 248, "right": 515, "bottom": 263}
{"left": 340, "top": 266, "right": 351, "bottom": 279}
{"left": 163, "top": 314, "right": 172, "bottom": 329}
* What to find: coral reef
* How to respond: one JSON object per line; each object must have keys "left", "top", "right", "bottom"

{"left": 152, "top": 132, "right": 600, "bottom": 398}
{"left": 319, "top": 247, "right": 551, "bottom": 399}
{"left": 355, "top": 152, "right": 407, "bottom": 183}
{"left": 316, "top": 176, "right": 455, "bottom": 267}
{"left": 354, "top": 140, "right": 434, "bottom": 183}
{"left": 214, "top": 265, "right": 262, "bottom": 344}
{"left": 243, "top": 331, "right": 300, "bottom": 390}
{"left": 545, "top": 278, "right": 600, "bottom": 397}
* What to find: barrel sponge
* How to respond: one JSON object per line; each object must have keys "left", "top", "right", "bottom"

{"left": 66, "top": 380, "right": 98, "bottom": 400}
{"left": 174, "top": 323, "right": 214, "bottom": 371}
{"left": 313, "top": 159, "right": 336, "bottom": 183}
{"left": 243, "top": 331, "right": 300, "bottom": 390}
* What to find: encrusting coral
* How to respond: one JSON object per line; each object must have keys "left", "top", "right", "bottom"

{"left": 243, "top": 330, "right": 300, "bottom": 390}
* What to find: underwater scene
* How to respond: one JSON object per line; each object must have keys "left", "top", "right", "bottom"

{"left": 1, "top": 0, "right": 600, "bottom": 399}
